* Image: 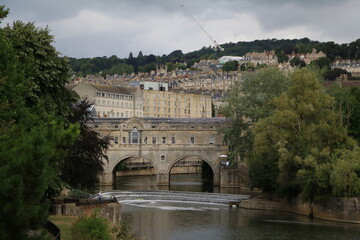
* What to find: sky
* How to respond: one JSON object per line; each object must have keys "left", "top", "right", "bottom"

{"left": 2, "top": 0, "right": 359, "bottom": 59}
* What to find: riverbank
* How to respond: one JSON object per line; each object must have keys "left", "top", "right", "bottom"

{"left": 239, "top": 195, "right": 360, "bottom": 224}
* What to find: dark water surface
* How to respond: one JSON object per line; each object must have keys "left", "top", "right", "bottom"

{"left": 110, "top": 174, "right": 360, "bottom": 240}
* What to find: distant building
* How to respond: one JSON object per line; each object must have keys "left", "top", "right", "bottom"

{"left": 218, "top": 56, "right": 243, "bottom": 64}
{"left": 287, "top": 48, "right": 326, "bottom": 65}
{"left": 71, "top": 81, "right": 143, "bottom": 118}
{"left": 130, "top": 81, "right": 169, "bottom": 91}
{"left": 143, "top": 90, "right": 212, "bottom": 118}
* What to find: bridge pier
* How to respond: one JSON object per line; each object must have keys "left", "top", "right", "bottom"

{"left": 157, "top": 173, "right": 170, "bottom": 185}
{"left": 100, "top": 172, "right": 113, "bottom": 186}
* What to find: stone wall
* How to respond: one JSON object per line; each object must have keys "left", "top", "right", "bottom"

{"left": 239, "top": 197, "right": 360, "bottom": 223}
{"left": 52, "top": 202, "right": 121, "bottom": 224}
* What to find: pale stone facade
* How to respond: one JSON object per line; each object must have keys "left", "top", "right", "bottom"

{"left": 143, "top": 89, "right": 212, "bottom": 118}
{"left": 72, "top": 81, "right": 144, "bottom": 118}
{"left": 287, "top": 48, "right": 326, "bottom": 64}
{"left": 89, "top": 117, "right": 228, "bottom": 186}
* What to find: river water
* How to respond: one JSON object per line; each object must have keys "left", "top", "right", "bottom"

{"left": 111, "top": 174, "right": 360, "bottom": 240}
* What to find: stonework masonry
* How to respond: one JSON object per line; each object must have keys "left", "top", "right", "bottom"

{"left": 89, "top": 117, "right": 229, "bottom": 186}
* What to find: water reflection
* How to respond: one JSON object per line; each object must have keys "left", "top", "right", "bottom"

{"left": 121, "top": 201, "right": 360, "bottom": 240}
{"left": 106, "top": 174, "right": 360, "bottom": 240}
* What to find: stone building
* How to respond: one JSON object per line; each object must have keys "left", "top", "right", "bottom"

{"left": 142, "top": 89, "right": 212, "bottom": 118}
{"left": 287, "top": 48, "right": 326, "bottom": 64}
{"left": 71, "top": 81, "right": 144, "bottom": 118}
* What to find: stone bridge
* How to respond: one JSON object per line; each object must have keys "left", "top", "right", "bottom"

{"left": 89, "top": 117, "right": 229, "bottom": 186}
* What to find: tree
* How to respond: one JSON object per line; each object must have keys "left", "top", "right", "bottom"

{"left": 0, "top": 15, "right": 79, "bottom": 238}
{"left": 222, "top": 60, "right": 238, "bottom": 72}
{"left": 276, "top": 51, "right": 289, "bottom": 63}
{"left": 324, "top": 68, "right": 350, "bottom": 80}
{"left": 310, "top": 57, "right": 332, "bottom": 69}
{"left": 252, "top": 68, "right": 355, "bottom": 201}
{"left": 2, "top": 21, "right": 76, "bottom": 118}
{"left": 289, "top": 57, "right": 306, "bottom": 68}
{"left": 221, "top": 67, "right": 290, "bottom": 164}
{"left": 62, "top": 99, "right": 110, "bottom": 189}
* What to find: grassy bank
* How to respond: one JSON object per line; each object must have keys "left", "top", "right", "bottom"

{"left": 48, "top": 215, "right": 76, "bottom": 240}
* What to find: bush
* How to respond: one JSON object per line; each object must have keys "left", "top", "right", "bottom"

{"left": 71, "top": 210, "right": 112, "bottom": 240}
{"left": 69, "top": 189, "right": 91, "bottom": 199}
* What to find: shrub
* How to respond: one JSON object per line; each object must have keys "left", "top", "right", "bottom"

{"left": 71, "top": 210, "right": 112, "bottom": 240}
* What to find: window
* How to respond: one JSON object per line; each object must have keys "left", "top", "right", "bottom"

{"left": 172, "top": 137, "right": 175, "bottom": 144}
{"left": 190, "top": 137, "right": 195, "bottom": 144}
{"left": 152, "top": 137, "right": 156, "bottom": 144}
{"left": 161, "top": 155, "right": 165, "bottom": 161}
{"left": 131, "top": 127, "right": 139, "bottom": 144}
{"left": 162, "top": 137, "right": 166, "bottom": 144}
{"left": 209, "top": 137, "right": 214, "bottom": 144}
{"left": 114, "top": 137, "right": 118, "bottom": 144}
{"left": 95, "top": 125, "right": 98, "bottom": 128}
{"left": 191, "top": 126, "right": 195, "bottom": 129}
{"left": 114, "top": 125, "right": 118, "bottom": 128}
{"left": 144, "top": 137, "right": 148, "bottom": 144}
{"left": 122, "top": 137, "right": 126, "bottom": 144}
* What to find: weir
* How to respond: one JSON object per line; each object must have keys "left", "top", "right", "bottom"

{"left": 101, "top": 190, "right": 251, "bottom": 205}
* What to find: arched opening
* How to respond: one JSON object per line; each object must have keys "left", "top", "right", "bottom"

{"left": 131, "top": 127, "right": 139, "bottom": 144}
{"left": 112, "top": 157, "right": 157, "bottom": 190}
{"left": 169, "top": 156, "right": 214, "bottom": 192}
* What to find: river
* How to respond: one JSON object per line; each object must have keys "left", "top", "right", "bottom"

{"left": 109, "top": 174, "right": 360, "bottom": 240}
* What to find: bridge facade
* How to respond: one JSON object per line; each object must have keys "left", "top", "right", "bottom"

{"left": 89, "top": 117, "right": 228, "bottom": 186}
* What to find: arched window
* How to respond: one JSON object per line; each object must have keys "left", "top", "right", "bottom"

{"left": 131, "top": 127, "right": 139, "bottom": 144}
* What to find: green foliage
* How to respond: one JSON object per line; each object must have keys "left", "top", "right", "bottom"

{"left": 221, "top": 67, "right": 290, "bottom": 164}
{"left": 62, "top": 99, "right": 110, "bottom": 189}
{"left": 324, "top": 68, "right": 350, "bottom": 80}
{"left": 0, "top": 5, "right": 9, "bottom": 21}
{"left": 0, "top": 14, "right": 79, "bottom": 238}
{"left": 3, "top": 21, "right": 76, "bottom": 117}
{"left": 252, "top": 68, "right": 356, "bottom": 200}
{"left": 103, "top": 63, "right": 134, "bottom": 75}
{"left": 222, "top": 60, "right": 238, "bottom": 72}
{"left": 289, "top": 57, "right": 306, "bottom": 68}
{"left": 276, "top": 51, "right": 289, "bottom": 63}
{"left": 68, "top": 38, "right": 360, "bottom": 76}
{"left": 330, "top": 147, "right": 360, "bottom": 197}
{"left": 69, "top": 189, "right": 91, "bottom": 199}
{"left": 0, "top": 120, "right": 78, "bottom": 240}
{"left": 309, "top": 57, "right": 332, "bottom": 69}
{"left": 71, "top": 210, "right": 112, "bottom": 240}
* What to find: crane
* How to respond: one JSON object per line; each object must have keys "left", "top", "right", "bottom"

{"left": 181, "top": 4, "right": 224, "bottom": 52}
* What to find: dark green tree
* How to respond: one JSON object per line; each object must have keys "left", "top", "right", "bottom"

{"left": 0, "top": 12, "right": 79, "bottom": 238}
{"left": 222, "top": 60, "right": 238, "bottom": 72}
{"left": 62, "top": 99, "right": 110, "bottom": 189}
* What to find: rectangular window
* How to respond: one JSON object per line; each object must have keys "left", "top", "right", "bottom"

{"left": 162, "top": 137, "right": 166, "bottom": 144}
{"left": 172, "top": 137, "right": 175, "bottom": 144}
{"left": 190, "top": 137, "right": 195, "bottom": 144}
{"left": 209, "top": 137, "right": 214, "bottom": 144}
{"left": 152, "top": 137, "right": 156, "bottom": 144}
{"left": 144, "top": 137, "right": 148, "bottom": 144}
{"left": 114, "top": 137, "right": 118, "bottom": 144}
{"left": 122, "top": 137, "right": 126, "bottom": 144}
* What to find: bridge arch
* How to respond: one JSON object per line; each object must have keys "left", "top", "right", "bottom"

{"left": 167, "top": 155, "right": 216, "bottom": 175}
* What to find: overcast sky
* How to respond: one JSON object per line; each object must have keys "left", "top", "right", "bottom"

{"left": 2, "top": 0, "right": 359, "bottom": 58}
